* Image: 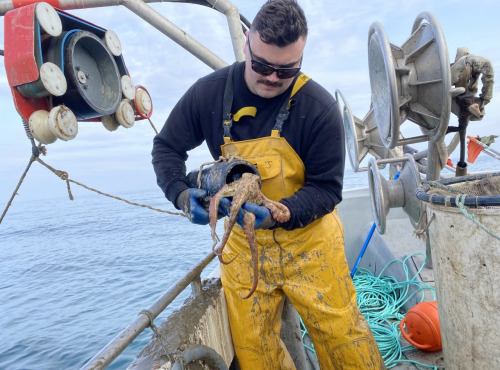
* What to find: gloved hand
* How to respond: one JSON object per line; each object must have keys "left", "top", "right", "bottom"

{"left": 218, "top": 198, "right": 276, "bottom": 229}
{"left": 175, "top": 188, "right": 210, "bottom": 225}
{"left": 243, "top": 202, "right": 276, "bottom": 229}
{"left": 218, "top": 197, "right": 244, "bottom": 225}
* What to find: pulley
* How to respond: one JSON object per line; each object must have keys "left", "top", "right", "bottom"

{"left": 336, "top": 89, "right": 388, "bottom": 171}
{"left": 115, "top": 99, "right": 135, "bottom": 128}
{"left": 5, "top": 1, "right": 148, "bottom": 143}
{"left": 51, "top": 30, "right": 122, "bottom": 120}
{"left": 35, "top": 1, "right": 62, "bottom": 37}
{"left": 16, "top": 62, "right": 67, "bottom": 99}
{"left": 121, "top": 75, "right": 136, "bottom": 100}
{"left": 134, "top": 86, "right": 153, "bottom": 118}
{"left": 28, "top": 105, "right": 78, "bottom": 144}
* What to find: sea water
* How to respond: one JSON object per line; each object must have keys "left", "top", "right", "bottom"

{"left": 0, "top": 188, "right": 221, "bottom": 369}
{"left": 0, "top": 155, "right": 497, "bottom": 369}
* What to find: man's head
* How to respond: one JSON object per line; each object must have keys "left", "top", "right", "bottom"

{"left": 244, "top": 0, "right": 308, "bottom": 98}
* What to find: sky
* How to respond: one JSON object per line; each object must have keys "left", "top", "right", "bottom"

{"left": 1, "top": 0, "right": 500, "bottom": 207}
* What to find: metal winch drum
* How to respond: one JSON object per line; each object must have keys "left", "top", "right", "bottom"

{"left": 367, "top": 12, "right": 461, "bottom": 149}
{"left": 368, "top": 153, "right": 423, "bottom": 234}
{"left": 335, "top": 89, "right": 388, "bottom": 172}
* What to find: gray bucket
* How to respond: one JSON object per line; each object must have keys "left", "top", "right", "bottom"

{"left": 416, "top": 172, "right": 500, "bottom": 369}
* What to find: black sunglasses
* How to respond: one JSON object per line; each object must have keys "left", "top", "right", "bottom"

{"left": 248, "top": 37, "right": 302, "bottom": 79}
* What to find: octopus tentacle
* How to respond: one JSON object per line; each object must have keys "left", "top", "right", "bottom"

{"left": 239, "top": 212, "right": 258, "bottom": 299}
{"left": 217, "top": 251, "right": 238, "bottom": 265}
{"left": 214, "top": 197, "right": 243, "bottom": 262}
{"left": 207, "top": 173, "right": 280, "bottom": 299}
{"left": 262, "top": 199, "right": 290, "bottom": 223}
{"left": 209, "top": 185, "right": 228, "bottom": 253}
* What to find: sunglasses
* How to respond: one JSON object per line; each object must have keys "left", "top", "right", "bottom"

{"left": 248, "top": 37, "right": 302, "bottom": 79}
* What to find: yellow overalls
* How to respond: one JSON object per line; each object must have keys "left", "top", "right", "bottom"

{"left": 219, "top": 68, "right": 385, "bottom": 369}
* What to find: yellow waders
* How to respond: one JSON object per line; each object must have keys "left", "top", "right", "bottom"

{"left": 220, "top": 131, "right": 385, "bottom": 369}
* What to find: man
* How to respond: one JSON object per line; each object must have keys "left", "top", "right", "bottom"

{"left": 152, "top": 0, "right": 384, "bottom": 368}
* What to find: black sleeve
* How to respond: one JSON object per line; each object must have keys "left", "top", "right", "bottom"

{"left": 277, "top": 99, "right": 345, "bottom": 230}
{"left": 151, "top": 83, "right": 205, "bottom": 207}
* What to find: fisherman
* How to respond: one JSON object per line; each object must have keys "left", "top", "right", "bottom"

{"left": 152, "top": 0, "right": 384, "bottom": 368}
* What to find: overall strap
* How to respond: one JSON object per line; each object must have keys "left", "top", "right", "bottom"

{"left": 272, "top": 73, "right": 310, "bottom": 133}
{"left": 222, "top": 62, "right": 257, "bottom": 143}
{"left": 222, "top": 62, "right": 238, "bottom": 141}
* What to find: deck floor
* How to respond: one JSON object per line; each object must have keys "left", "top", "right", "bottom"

{"left": 377, "top": 219, "right": 444, "bottom": 369}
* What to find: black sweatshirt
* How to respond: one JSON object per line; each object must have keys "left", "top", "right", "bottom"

{"left": 152, "top": 62, "right": 345, "bottom": 230}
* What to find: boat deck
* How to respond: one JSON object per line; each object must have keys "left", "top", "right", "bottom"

{"left": 378, "top": 218, "right": 444, "bottom": 369}
{"left": 339, "top": 188, "right": 444, "bottom": 369}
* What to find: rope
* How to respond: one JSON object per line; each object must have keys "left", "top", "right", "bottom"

{"left": 455, "top": 194, "right": 500, "bottom": 240}
{"left": 299, "top": 254, "right": 438, "bottom": 369}
{"left": 426, "top": 181, "right": 500, "bottom": 240}
{"left": 2, "top": 113, "right": 179, "bottom": 224}
{"left": 413, "top": 212, "right": 435, "bottom": 240}
{"left": 426, "top": 181, "right": 466, "bottom": 194}
{"left": 1, "top": 91, "right": 171, "bottom": 224}
{"left": 0, "top": 156, "right": 35, "bottom": 224}
{"left": 148, "top": 117, "right": 159, "bottom": 135}
{"left": 33, "top": 156, "right": 186, "bottom": 217}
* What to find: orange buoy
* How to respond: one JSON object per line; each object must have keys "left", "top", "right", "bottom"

{"left": 399, "top": 301, "right": 442, "bottom": 352}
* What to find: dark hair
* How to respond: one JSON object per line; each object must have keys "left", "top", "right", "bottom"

{"left": 251, "top": 0, "right": 308, "bottom": 47}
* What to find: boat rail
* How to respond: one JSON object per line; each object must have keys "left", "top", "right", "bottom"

{"left": 81, "top": 251, "right": 217, "bottom": 369}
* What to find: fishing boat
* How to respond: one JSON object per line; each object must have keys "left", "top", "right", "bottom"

{"left": 1, "top": 1, "right": 498, "bottom": 369}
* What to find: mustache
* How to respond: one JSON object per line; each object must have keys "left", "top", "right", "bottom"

{"left": 257, "top": 79, "right": 282, "bottom": 88}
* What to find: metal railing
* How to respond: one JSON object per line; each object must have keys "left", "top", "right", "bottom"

{"left": 81, "top": 251, "right": 217, "bottom": 369}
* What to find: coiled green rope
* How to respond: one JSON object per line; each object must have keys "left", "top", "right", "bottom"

{"left": 299, "top": 253, "right": 438, "bottom": 369}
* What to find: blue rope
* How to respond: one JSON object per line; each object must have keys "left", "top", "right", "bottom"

{"left": 300, "top": 254, "right": 438, "bottom": 369}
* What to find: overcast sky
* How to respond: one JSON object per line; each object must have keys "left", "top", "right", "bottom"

{"left": 1, "top": 0, "right": 499, "bottom": 206}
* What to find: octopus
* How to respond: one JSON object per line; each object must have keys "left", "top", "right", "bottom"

{"left": 209, "top": 172, "right": 290, "bottom": 299}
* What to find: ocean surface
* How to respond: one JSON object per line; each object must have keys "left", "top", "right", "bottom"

{"left": 1, "top": 155, "right": 498, "bottom": 370}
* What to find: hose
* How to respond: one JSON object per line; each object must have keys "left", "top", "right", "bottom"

{"left": 171, "top": 344, "right": 228, "bottom": 370}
